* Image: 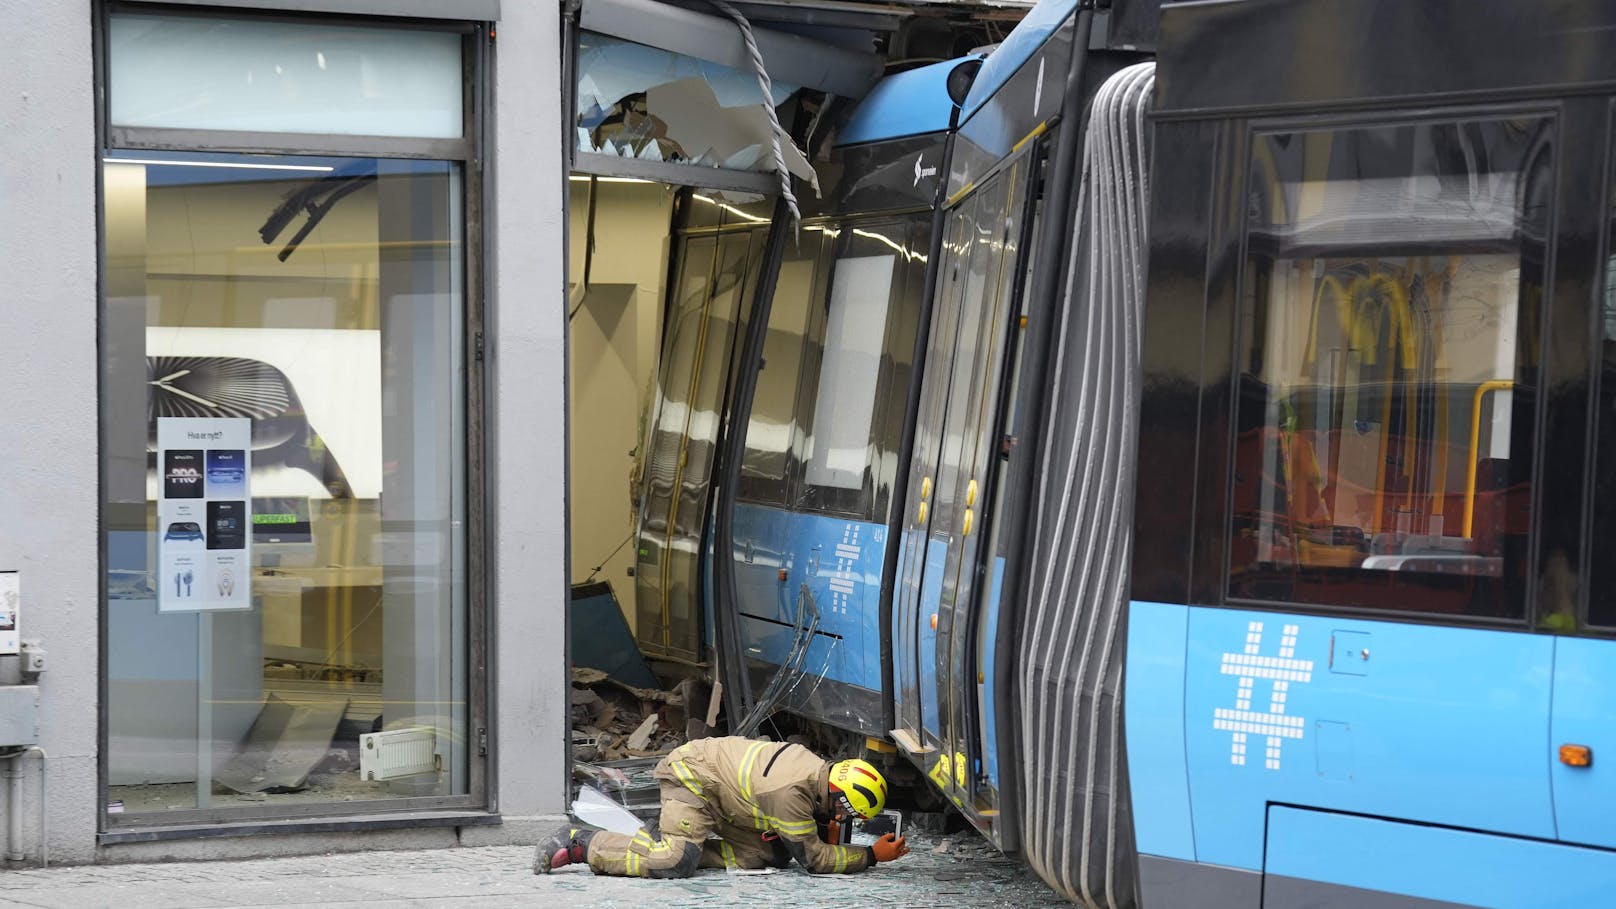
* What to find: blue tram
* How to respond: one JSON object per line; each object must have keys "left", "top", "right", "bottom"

{"left": 628, "top": 0, "right": 1616, "bottom": 905}
{"left": 1127, "top": 2, "right": 1616, "bottom": 907}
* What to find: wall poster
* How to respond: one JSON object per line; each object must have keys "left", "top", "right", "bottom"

{"left": 157, "top": 417, "right": 251, "bottom": 613}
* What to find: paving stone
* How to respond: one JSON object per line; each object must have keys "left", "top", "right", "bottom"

{"left": 0, "top": 834, "right": 1069, "bottom": 908}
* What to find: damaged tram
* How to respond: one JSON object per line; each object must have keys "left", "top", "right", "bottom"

{"left": 596, "top": 0, "right": 1616, "bottom": 905}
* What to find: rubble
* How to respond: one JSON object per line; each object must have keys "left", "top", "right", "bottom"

{"left": 569, "top": 666, "right": 704, "bottom": 764}
{"left": 568, "top": 664, "right": 716, "bottom": 825}
{"left": 625, "top": 715, "right": 660, "bottom": 752}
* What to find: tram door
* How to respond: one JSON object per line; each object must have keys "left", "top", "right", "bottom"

{"left": 894, "top": 158, "right": 1033, "bottom": 824}
{"left": 635, "top": 222, "right": 768, "bottom": 659}
{"left": 893, "top": 204, "right": 975, "bottom": 754}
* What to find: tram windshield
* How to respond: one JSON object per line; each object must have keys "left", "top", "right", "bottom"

{"left": 1230, "top": 118, "right": 1552, "bottom": 616}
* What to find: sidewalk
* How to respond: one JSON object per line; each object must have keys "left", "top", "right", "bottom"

{"left": 0, "top": 835, "right": 1068, "bottom": 908}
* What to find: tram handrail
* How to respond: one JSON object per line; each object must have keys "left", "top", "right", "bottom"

{"left": 1463, "top": 379, "right": 1514, "bottom": 539}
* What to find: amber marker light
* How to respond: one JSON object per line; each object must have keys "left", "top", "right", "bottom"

{"left": 1559, "top": 744, "right": 1593, "bottom": 768}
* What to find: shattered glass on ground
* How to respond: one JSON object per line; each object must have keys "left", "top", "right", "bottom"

{"left": 0, "top": 831, "right": 1068, "bottom": 908}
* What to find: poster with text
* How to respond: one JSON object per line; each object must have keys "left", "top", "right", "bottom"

{"left": 158, "top": 417, "right": 251, "bottom": 613}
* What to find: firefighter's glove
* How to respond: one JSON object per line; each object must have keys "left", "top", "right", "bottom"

{"left": 871, "top": 833, "right": 909, "bottom": 863}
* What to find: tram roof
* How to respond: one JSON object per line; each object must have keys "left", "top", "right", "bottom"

{"left": 834, "top": 57, "right": 978, "bottom": 147}
{"left": 958, "top": 0, "right": 1074, "bottom": 119}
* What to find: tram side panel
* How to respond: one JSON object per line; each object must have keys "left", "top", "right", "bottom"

{"left": 1125, "top": 43, "right": 1616, "bottom": 905}
{"left": 727, "top": 211, "right": 934, "bottom": 736}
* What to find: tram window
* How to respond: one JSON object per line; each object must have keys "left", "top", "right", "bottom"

{"left": 738, "top": 231, "right": 826, "bottom": 506}
{"left": 1585, "top": 161, "right": 1616, "bottom": 630}
{"left": 805, "top": 253, "right": 895, "bottom": 487}
{"left": 798, "top": 222, "right": 924, "bottom": 518}
{"left": 1229, "top": 118, "right": 1552, "bottom": 619}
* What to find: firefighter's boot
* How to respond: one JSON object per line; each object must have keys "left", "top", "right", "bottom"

{"left": 534, "top": 824, "right": 596, "bottom": 874}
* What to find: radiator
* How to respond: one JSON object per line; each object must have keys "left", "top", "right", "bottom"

{"left": 360, "top": 725, "right": 439, "bottom": 781}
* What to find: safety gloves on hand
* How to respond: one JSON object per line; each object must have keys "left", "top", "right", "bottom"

{"left": 871, "top": 832, "right": 909, "bottom": 863}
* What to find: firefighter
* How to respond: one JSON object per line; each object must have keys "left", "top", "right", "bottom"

{"left": 536, "top": 736, "right": 910, "bottom": 878}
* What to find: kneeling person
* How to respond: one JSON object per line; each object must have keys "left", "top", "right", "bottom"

{"left": 538, "top": 736, "right": 909, "bottom": 878}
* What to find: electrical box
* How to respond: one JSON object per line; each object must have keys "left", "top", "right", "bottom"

{"left": 0, "top": 572, "right": 18, "bottom": 656}
{"left": 0, "top": 687, "right": 39, "bottom": 747}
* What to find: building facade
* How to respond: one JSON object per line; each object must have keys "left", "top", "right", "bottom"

{"left": 0, "top": 0, "right": 569, "bottom": 862}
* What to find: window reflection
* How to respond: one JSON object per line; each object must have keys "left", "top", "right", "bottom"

{"left": 1586, "top": 153, "right": 1616, "bottom": 629}
{"left": 1230, "top": 120, "right": 1550, "bottom": 617}
{"left": 103, "top": 151, "right": 468, "bottom": 817}
{"left": 739, "top": 233, "right": 823, "bottom": 504}
{"left": 634, "top": 217, "right": 767, "bottom": 657}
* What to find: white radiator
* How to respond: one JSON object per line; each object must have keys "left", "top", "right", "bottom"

{"left": 360, "top": 726, "right": 439, "bottom": 781}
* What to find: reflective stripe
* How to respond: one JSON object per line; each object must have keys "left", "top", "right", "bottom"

{"left": 732, "top": 741, "right": 820, "bottom": 839}
{"left": 737, "top": 741, "right": 768, "bottom": 801}
{"left": 721, "top": 840, "right": 738, "bottom": 870}
{"left": 766, "top": 816, "right": 816, "bottom": 835}
{"left": 671, "top": 760, "right": 705, "bottom": 798}
{"left": 632, "top": 828, "right": 672, "bottom": 857}
{"left": 736, "top": 741, "right": 770, "bottom": 831}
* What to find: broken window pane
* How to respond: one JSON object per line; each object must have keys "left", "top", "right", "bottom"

{"left": 576, "top": 31, "right": 813, "bottom": 181}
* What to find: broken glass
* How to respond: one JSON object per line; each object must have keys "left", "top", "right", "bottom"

{"left": 576, "top": 31, "right": 813, "bottom": 182}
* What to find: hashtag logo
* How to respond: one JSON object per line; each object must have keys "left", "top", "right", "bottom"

{"left": 827, "top": 523, "right": 861, "bottom": 616}
{"left": 1214, "top": 622, "right": 1312, "bottom": 770}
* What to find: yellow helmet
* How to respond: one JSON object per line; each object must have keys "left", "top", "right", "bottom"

{"left": 828, "top": 758, "right": 887, "bottom": 819}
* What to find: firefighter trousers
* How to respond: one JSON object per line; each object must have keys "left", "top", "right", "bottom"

{"left": 586, "top": 782, "right": 790, "bottom": 878}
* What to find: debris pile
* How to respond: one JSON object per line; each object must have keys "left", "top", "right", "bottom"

{"left": 571, "top": 667, "right": 709, "bottom": 763}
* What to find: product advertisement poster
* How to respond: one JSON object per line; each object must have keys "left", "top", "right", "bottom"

{"left": 157, "top": 417, "right": 252, "bottom": 613}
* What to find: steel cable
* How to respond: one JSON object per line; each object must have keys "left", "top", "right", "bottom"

{"left": 704, "top": 0, "right": 801, "bottom": 224}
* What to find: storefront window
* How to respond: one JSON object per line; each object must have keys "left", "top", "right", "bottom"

{"left": 109, "top": 14, "right": 464, "bottom": 138}
{"left": 102, "top": 150, "right": 468, "bottom": 817}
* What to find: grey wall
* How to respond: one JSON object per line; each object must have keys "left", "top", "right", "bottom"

{"left": 0, "top": 0, "right": 102, "bottom": 865}
{"left": 480, "top": 0, "right": 572, "bottom": 834}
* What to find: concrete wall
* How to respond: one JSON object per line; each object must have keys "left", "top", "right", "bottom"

{"left": 566, "top": 181, "right": 676, "bottom": 631}
{"left": 482, "top": 0, "right": 572, "bottom": 836}
{"left": 0, "top": 0, "right": 570, "bottom": 861}
{"left": 0, "top": 0, "right": 102, "bottom": 865}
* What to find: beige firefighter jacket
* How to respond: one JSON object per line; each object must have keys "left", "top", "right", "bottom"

{"left": 658, "top": 736, "right": 874, "bottom": 874}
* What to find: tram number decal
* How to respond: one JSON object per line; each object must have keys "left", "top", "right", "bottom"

{"left": 1214, "top": 621, "right": 1313, "bottom": 770}
{"left": 828, "top": 523, "right": 861, "bottom": 616}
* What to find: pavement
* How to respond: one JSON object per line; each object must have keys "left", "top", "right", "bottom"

{"left": 0, "top": 833, "right": 1070, "bottom": 908}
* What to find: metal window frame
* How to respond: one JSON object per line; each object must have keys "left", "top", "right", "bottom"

{"left": 1219, "top": 103, "right": 1562, "bottom": 630}
{"left": 573, "top": 152, "right": 777, "bottom": 196}
{"left": 118, "top": 0, "right": 498, "bottom": 22}
{"left": 93, "top": 0, "right": 492, "bottom": 834}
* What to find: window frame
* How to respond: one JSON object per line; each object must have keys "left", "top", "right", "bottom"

{"left": 793, "top": 216, "right": 929, "bottom": 522}
{"left": 1220, "top": 105, "right": 1562, "bottom": 628}
{"left": 94, "top": 1, "right": 491, "bottom": 835}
